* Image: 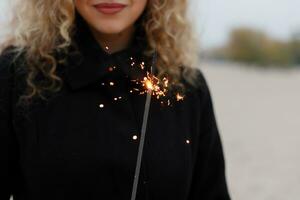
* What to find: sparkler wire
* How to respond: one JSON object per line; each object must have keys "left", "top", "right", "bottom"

{"left": 130, "top": 50, "right": 157, "bottom": 200}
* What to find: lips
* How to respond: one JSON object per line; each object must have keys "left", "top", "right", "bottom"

{"left": 94, "top": 3, "right": 127, "bottom": 14}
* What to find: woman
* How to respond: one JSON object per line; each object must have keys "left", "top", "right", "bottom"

{"left": 0, "top": 0, "right": 231, "bottom": 199}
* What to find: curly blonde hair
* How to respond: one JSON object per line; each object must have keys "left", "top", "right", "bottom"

{"left": 1, "top": 0, "right": 200, "bottom": 106}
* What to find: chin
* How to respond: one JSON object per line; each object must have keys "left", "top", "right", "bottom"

{"left": 93, "top": 24, "right": 126, "bottom": 35}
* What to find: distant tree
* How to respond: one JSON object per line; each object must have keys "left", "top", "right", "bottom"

{"left": 207, "top": 27, "right": 300, "bottom": 67}
{"left": 289, "top": 31, "right": 300, "bottom": 65}
{"left": 227, "top": 28, "right": 267, "bottom": 64}
{"left": 225, "top": 27, "right": 292, "bottom": 66}
{"left": 263, "top": 40, "right": 292, "bottom": 66}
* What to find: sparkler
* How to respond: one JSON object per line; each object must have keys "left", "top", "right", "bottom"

{"left": 130, "top": 50, "right": 157, "bottom": 200}
{"left": 98, "top": 48, "right": 186, "bottom": 199}
{"left": 128, "top": 53, "right": 184, "bottom": 200}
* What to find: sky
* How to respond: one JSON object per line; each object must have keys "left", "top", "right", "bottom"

{"left": 1, "top": 0, "right": 300, "bottom": 49}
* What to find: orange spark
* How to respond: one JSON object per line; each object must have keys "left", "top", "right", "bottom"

{"left": 176, "top": 93, "right": 184, "bottom": 101}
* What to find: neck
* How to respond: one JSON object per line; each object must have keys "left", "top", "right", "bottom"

{"left": 88, "top": 25, "right": 136, "bottom": 55}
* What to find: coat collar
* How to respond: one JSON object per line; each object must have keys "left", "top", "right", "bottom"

{"left": 63, "top": 11, "right": 154, "bottom": 91}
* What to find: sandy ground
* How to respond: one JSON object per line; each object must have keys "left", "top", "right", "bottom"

{"left": 199, "top": 61, "right": 300, "bottom": 200}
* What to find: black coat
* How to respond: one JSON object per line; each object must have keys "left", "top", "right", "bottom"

{"left": 0, "top": 14, "right": 231, "bottom": 200}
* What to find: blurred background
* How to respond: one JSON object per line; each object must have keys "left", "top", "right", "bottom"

{"left": 1, "top": 0, "right": 300, "bottom": 199}
{"left": 188, "top": 0, "right": 300, "bottom": 199}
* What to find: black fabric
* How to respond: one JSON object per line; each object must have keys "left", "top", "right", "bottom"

{"left": 0, "top": 12, "right": 231, "bottom": 200}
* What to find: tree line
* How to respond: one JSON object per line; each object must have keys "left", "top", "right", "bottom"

{"left": 210, "top": 27, "right": 300, "bottom": 67}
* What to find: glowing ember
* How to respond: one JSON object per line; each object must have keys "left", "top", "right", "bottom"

{"left": 162, "top": 77, "right": 168, "bottom": 87}
{"left": 130, "top": 71, "right": 168, "bottom": 99}
{"left": 132, "top": 135, "right": 138, "bottom": 140}
{"left": 144, "top": 79, "right": 154, "bottom": 91}
{"left": 176, "top": 93, "right": 184, "bottom": 101}
{"left": 140, "top": 62, "right": 145, "bottom": 69}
